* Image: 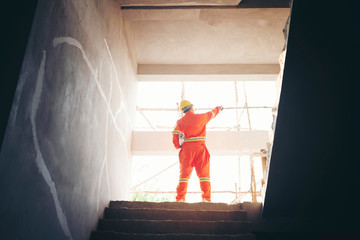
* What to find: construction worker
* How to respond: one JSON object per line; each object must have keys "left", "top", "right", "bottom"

{"left": 172, "top": 100, "right": 223, "bottom": 202}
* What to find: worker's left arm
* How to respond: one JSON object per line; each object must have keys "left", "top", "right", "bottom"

{"left": 172, "top": 121, "right": 182, "bottom": 149}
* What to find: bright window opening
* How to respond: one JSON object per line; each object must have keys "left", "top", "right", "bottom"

{"left": 135, "top": 81, "right": 276, "bottom": 131}
{"left": 132, "top": 80, "right": 275, "bottom": 203}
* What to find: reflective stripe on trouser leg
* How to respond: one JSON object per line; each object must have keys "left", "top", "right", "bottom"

{"left": 194, "top": 144, "right": 211, "bottom": 201}
{"left": 199, "top": 178, "right": 211, "bottom": 201}
{"left": 176, "top": 178, "right": 189, "bottom": 201}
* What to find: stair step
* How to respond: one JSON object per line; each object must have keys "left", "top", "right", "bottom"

{"left": 91, "top": 231, "right": 256, "bottom": 240}
{"left": 110, "top": 201, "right": 242, "bottom": 211}
{"left": 105, "top": 207, "right": 247, "bottom": 221}
{"left": 98, "top": 219, "right": 251, "bottom": 235}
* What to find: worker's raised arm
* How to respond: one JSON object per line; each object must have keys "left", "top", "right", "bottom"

{"left": 204, "top": 106, "right": 223, "bottom": 123}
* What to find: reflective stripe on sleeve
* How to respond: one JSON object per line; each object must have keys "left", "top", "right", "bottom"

{"left": 211, "top": 110, "right": 215, "bottom": 119}
{"left": 172, "top": 130, "right": 182, "bottom": 135}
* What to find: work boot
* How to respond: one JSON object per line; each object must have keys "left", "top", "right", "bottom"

{"left": 202, "top": 198, "right": 210, "bottom": 203}
{"left": 177, "top": 199, "right": 185, "bottom": 202}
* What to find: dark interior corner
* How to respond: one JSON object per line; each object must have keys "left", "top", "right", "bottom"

{"left": 262, "top": 0, "right": 360, "bottom": 235}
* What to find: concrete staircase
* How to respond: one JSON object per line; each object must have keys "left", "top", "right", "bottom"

{"left": 90, "top": 201, "right": 256, "bottom": 240}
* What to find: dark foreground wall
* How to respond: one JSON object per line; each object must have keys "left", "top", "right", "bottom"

{"left": 263, "top": 0, "right": 359, "bottom": 234}
{"left": 0, "top": 2, "right": 38, "bottom": 148}
{"left": 0, "top": 0, "right": 137, "bottom": 239}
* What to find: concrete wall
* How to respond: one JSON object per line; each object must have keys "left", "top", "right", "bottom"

{"left": 262, "top": 0, "right": 360, "bottom": 234}
{"left": 0, "top": 0, "right": 137, "bottom": 239}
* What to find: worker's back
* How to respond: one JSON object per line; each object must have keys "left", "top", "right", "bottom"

{"left": 177, "top": 111, "right": 212, "bottom": 140}
{"left": 173, "top": 107, "right": 221, "bottom": 149}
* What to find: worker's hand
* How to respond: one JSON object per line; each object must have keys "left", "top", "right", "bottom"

{"left": 220, "top": 105, "right": 224, "bottom": 111}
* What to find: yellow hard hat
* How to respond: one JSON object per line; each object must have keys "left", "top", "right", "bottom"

{"left": 180, "top": 100, "right": 193, "bottom": 111}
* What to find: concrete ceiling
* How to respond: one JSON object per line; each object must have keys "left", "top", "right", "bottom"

{"left": 119, "top": 0, "right": 291, "bottom": 80}
{"left": 119, "top": 1, "right": 291, "bottom": 154}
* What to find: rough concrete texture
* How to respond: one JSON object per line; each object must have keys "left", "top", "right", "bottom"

{"left": 91, "top": 232, "right": 256, "bottom": 240}
{"left": 110, "top": 200, "right": 243, "bottom": 210}
{"left": 0, "top": 0, "right": 137, "bottom": 240}
{"left": 117, "top": 0, "right": 241, "bottom": 6}
{"left": 122, "top": 8, "right": 290, "bottom": 65}
{"left": 98, "top": 219, "right": 251, "bottom": 234}
{"left": 104, "top": 207, "right": 247, "bottom": 221}
{"left": 91, "top": 201, "right": 256, "bottom": 240}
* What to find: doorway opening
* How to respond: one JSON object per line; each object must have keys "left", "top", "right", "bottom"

{"left": 131, "top": 80, "right": 275, "bottom": 203}
{"left": 124, "top": 4, "right": 290, "bottom": 203}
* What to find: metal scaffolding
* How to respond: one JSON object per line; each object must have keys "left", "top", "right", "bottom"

{"left": 135, "top": 81, "right": 273, "bottom": 132}
{"left": 130, "top": 152, "right": 267, "bottom": 203}
{"left": 132, "top": 80, "right": 272, "bottom": 202}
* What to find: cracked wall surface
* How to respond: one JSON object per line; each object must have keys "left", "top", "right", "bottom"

{"left": 0, "top": 0, "right": 137, "bottom": 239}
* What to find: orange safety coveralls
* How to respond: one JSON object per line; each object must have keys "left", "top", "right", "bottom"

{"left": 172, "top": 106, "right": 222, "bottom": 202}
